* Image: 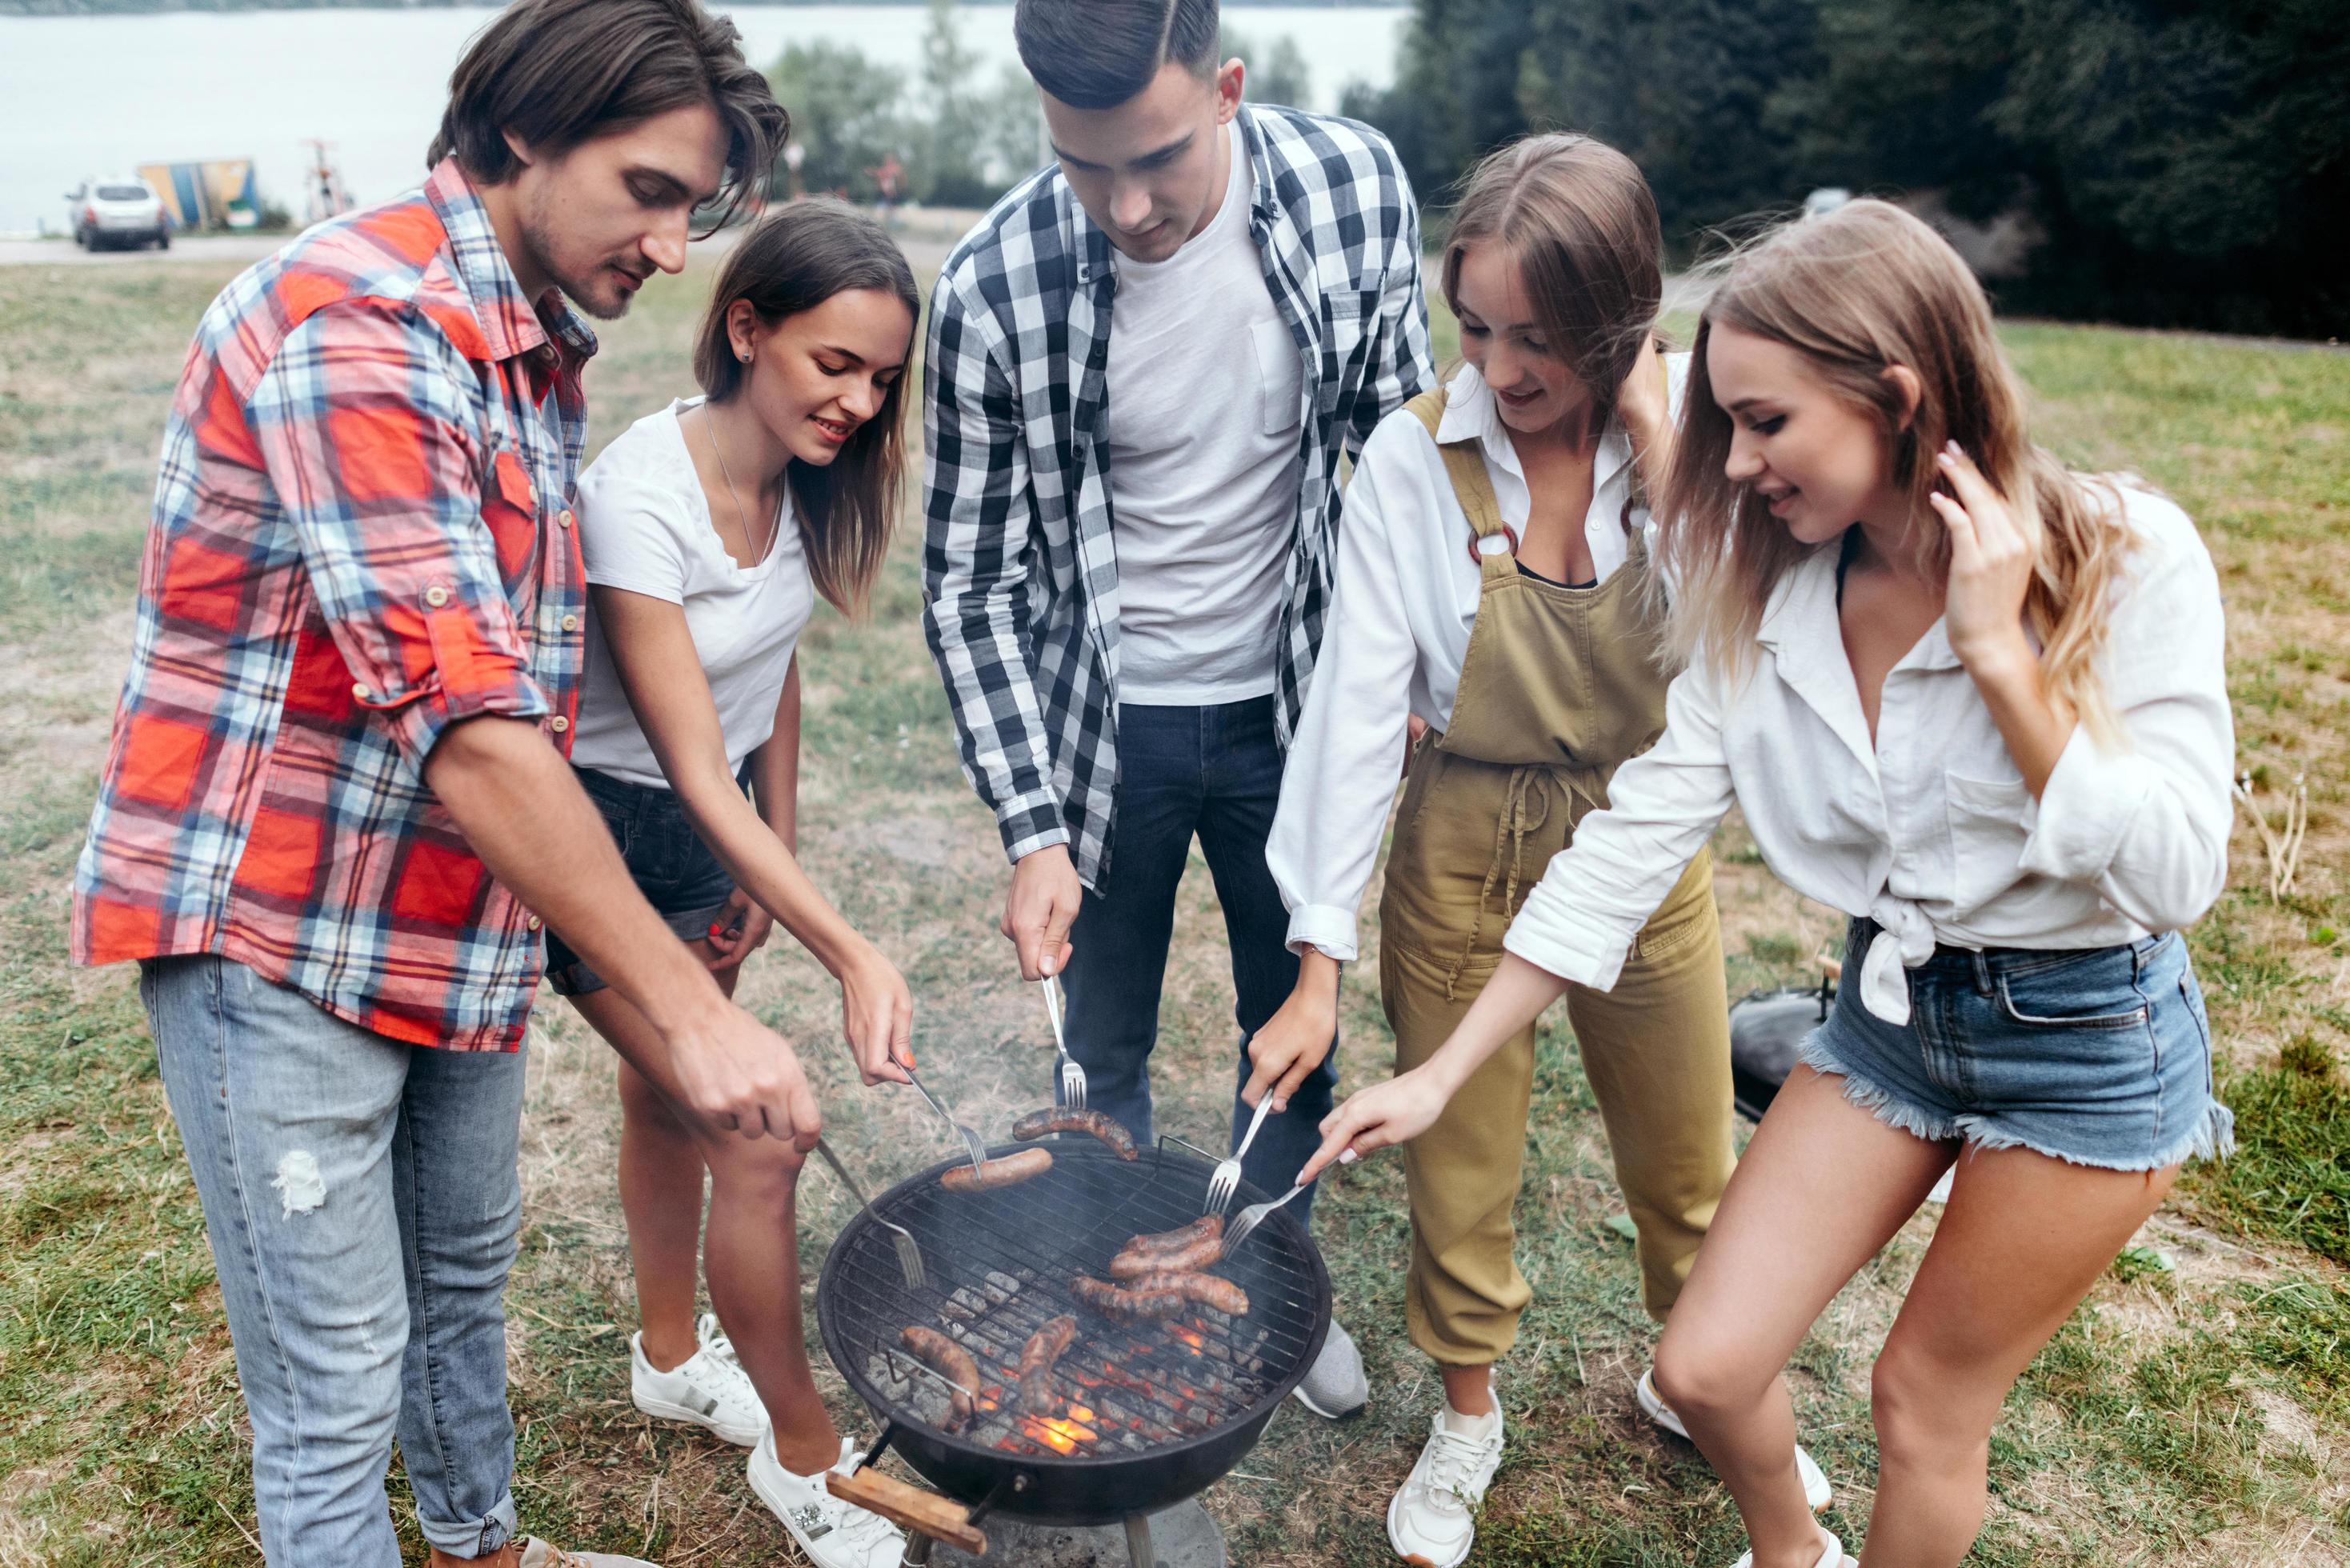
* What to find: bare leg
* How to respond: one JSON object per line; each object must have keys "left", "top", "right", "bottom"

{"left": 574, "top": 963, "right": 842, "bottom": 1476}
{"left": 612, "top": 1041, "right": 713, "bottom": 1371}
{"left": 1651, "top": 1067, "right": 1953, "bottom": 1568}
{"left": 1858, "top": 1146, "right": 2176, "bottom": 1566}
{"left": 1441, "top": 1364, "right": 1495, "bottom": 1418}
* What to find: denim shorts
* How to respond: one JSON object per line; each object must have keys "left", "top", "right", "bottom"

{"left": 542, "top": 766, "right": 739, "bottom": 997}
{"left": 1797, "top": 918, "right": 2234, "bottom": 1172}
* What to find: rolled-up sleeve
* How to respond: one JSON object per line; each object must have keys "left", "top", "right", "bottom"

{"left": 2018, "top": 495, "right": 2233, "bottom": 929}
{"left": 248, "top": 301, "right": 548, "bottom": 771}
{"left": 1503, "top": 653, "right": 1739, "bottom": 988}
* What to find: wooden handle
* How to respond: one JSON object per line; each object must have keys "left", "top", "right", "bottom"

{"left": 826, "top": 1466, "right": 988, "bottom": 1556}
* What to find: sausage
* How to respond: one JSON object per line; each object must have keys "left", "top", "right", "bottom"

{"left": 1120, "top": 1215, "right": 1223, "bottom": 1257}
{"left": 1071, "top": 1275, "right": 1191, "bottom": 1323}
{"left": 1018, "top": 1314, "right": 1081, "bottom": 1412}
{"left": 899, "top": 1326, "right": 980, "bottom": 1431}
{"left": 939, "top": 1146, "right": 1053, "bottom": 1192}
{"left": 1118, "top": 1270, "right": 1250, "bottom": 1317}
{"left": 1109, "top": 1232, "right": 1223, "bottom": 1279}
{"left": 1009, "top": 1106, "right": 1140, "bottom": 1161}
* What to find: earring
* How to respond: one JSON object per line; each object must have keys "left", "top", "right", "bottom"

{"left": 739, "top": 348, "right": 751, "bottom": 363}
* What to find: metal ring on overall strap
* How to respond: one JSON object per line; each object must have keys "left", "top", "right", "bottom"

{"left": 1466, "top": 523, "right": 1519, "bottom": 566}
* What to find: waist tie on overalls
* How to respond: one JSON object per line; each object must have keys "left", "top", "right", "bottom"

{"left": 1443, "top": 762, "right": 1609, "bottom": 1000}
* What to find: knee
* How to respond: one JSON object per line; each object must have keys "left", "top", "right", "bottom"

{"left": 702, "top": 1135, "right": 805, "bottom": 1205}
{"left": 1651, "top": 1325, "right": 1775, "bottom": 1429}
{"left": 1870, "top": 1343, "right": 1982, "bottom": 1471}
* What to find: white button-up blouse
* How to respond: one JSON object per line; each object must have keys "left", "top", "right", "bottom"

{"left": 1502, "top": 483, "right": 2234, "bottom": 1025}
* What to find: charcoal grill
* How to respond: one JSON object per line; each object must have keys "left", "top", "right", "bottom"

{"left": 815, "top": 1136, "right": 1331, "bottom": 1560}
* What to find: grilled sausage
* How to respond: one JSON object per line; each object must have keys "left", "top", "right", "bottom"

{"left": 1017, "top": 1314, "right": 1081, "bottom": 1412}
{"left": 1071, "top": 1275, "right": 1191, "bottom": 1323}
{"left": 1118, "top": 1270, "right": 1250, "bottom": 1317}
{"left": 899, "top": 1326, "right": 980, "bottom": 1431}
{"left": 1109, "top": 1232, "right": 1223, "bottom": 1279}
{"left": 939, "top": 1146, "right": 1053, "bottom": 1192}
{"left": 1009, "top": 1106, "right": 1140, "bottom": 1161}
{"left": 1120, "top": 1215, "right": 1223, "bottom": 1257}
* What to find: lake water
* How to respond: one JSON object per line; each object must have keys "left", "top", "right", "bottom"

{"left": 0, "top": 4, "right": 1411, "bottom": 234}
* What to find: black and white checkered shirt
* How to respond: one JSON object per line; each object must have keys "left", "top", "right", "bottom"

{"left": 921, "top": 104, "right": 1435, "bottom": 887}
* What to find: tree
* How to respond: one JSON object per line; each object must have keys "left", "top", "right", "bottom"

{"left": 914, "top": 0, "right": 994, "bottom": 208}
{"left": 1222, "top": 26, "right": 1314, "bottom": 111}
{"left": 768, "top": 41, "right": 908, "bottom": 202}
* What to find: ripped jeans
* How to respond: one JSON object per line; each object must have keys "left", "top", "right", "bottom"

{"left": 141, "top": 954, "right": 527, "bottom": 1566}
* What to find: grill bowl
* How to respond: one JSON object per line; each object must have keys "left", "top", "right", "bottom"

{"left": 817, "top": 1139, "right": 1331, "bottom": 1526}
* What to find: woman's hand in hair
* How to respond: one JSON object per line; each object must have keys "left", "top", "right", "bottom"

{"left": 1932, "top": 442, "right": 2041, "bottom": 676}
{"left": 1618, "top": 334, "right": 1675, "bottom": 492}
{"left": 837, "top": 940, "right": 915, "bottom": 1089}
{"left": 703, "top": 888, "right": 774, "bottom": 973}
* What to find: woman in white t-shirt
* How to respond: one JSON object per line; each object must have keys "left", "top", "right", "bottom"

{"left": 1300, "top": 202, "right": 2234, "bottom": 1568}
{"left": 547, "top": 202, "right": 917, "bottom": 1566}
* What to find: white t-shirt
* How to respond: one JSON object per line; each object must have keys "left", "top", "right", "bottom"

{"left": 569, "top": 398, "right": 815, "bottom": 790}
{"left": 1103, "top": 122, "right": 1305, "bottom": 705}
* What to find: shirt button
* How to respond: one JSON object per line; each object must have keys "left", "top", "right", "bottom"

{"left": 550, "top": 714, "right": 570, "bottom": 734}
{"left": 350, "top": 682, "right": 368, "bottom": 702}
{"left": 526, "top": 914, "right": 543, "bottom": 931}
{"left": 423, "top": 584, "right": 450, "bottom": 608}
{"left": 558, "top": 510, "right": 574, "bottom": 529}
{"left": 561, "top": 614, "right": 578, "bottom": 632}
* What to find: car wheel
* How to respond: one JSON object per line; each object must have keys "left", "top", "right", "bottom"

{"left": 156, "top": 229, "right": 170, "bottom": 250}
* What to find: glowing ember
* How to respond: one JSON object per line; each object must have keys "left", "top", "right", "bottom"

{"left": 1021, "top": 1415, "right": 1100, "bottom": 1455}
{"left": 1068, "top": 1404, "right": 1096, "bottom": 1422}
{"left": 1167, "top": 1324, "right": 1207, "bottom": 1355}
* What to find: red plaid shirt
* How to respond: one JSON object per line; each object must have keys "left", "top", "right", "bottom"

{"left": 74, "top": 159, "right": 595, "bottom": 1050}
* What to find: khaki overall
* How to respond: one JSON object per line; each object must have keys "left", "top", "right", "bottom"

{"left": 1379, "top": 389, "right": 1737, "bottom": 1366}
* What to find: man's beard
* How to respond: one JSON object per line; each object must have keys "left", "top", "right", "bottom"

{"left": 518, "top": 202, "right": 635, "bottom": 322}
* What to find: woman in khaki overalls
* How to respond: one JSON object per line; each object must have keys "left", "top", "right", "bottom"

{"left": 1251, "top": 135, "right": 1829, "bottom": 1566}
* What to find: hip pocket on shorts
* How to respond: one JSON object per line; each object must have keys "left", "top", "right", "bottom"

{"left": 1995, "top": 948, "right": 2151, "bottom": 1030}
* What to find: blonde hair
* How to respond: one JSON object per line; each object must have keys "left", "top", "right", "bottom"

{"left": 1657, "top": 199, "right": 2136, "bottom": 742}
{"left": 1441, "top": 133, "right": 1663, "bottom": 440}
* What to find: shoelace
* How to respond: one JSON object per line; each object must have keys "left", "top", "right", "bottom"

{"left": 1417, "top": 1425, "right": 1498, "bottom": 1508}
{"left": 699, "top": 1313, "right": 741, "bottom": 1366}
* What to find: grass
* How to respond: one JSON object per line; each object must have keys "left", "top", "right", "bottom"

{"left": 0, "top": 249, "right": 2345, "bottom": 1565}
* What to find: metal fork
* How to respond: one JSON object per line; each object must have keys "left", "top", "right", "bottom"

{"left": 813, "top": 1137, "right": 924, "bottom": 1290}
{"left": 1219, "top": 1179, "right": 1311, "bottom": 1261}
{"left": 1039, "top": 974, "right": 1087, "bottom": 1110}
{"left": 895, "top": 1048, "right": 990, "bottom": 1176}
{"left": 1205, "top": 1092, "right": 1275, "bottom": 1217}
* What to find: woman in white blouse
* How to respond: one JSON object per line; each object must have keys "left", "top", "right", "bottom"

{"left": 1250, "top": 135, "right": 1826, "bottom": 1568}
{"left": 1299, "top": 200, "right": 2235, "bottom": 1568}
{"left": 549, "top": 203, "right": 916, "bottom": 1566}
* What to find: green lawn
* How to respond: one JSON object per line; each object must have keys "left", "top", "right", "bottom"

{"left": 0, "top": 252, "right": 2343, "bottom": 1566}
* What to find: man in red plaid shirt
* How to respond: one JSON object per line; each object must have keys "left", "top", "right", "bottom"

{"left": 72, "top": 2, "right": 797, "bottom": 1562}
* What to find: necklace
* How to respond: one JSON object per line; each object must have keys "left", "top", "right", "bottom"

{"left": 700, "top": 404, "right": 776, "bottom": 568}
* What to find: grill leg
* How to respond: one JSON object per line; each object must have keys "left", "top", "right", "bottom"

{"left": 899, "top": 1530, "right": 936, "bottom": 1568}
{"left": 1124, "top": 1514, "right": 1155, "bottom": 1568}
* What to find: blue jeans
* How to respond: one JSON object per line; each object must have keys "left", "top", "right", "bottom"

{"left": 1059, "top": 697, "right": 1339, "bottom": 1224}
{"left": 142, "top": 955, "right": 527, "bottom": 1565}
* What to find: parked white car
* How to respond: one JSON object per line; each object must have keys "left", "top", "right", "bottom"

{"left": 65, "top": 177, "right": 171, "bottom": 250}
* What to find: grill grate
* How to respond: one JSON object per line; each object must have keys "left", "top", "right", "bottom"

{"left": 823, "top": 1139, "right": 1326, "bottom": 1465}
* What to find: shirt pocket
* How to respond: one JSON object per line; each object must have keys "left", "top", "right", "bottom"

{"left": 1251, "top": 318, "right": 1305, "bottom": 438}
{"left": 1315, "top": 290, "right": 1380, "bottom": 411}
{"left": 1944, "top": 770, "right": 2032, "bottom": 915}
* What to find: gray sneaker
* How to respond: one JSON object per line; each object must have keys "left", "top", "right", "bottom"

{"left": 1292, "top": 1316, "right": 1368, "bottom": 1418}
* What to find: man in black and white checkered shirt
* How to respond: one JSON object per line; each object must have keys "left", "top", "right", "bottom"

{"left": 922, "top": 0, "right": 1432, "bottom": 1417}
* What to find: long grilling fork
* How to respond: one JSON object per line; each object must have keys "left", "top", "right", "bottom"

{"left": 892, "top": 1046, "right": 991, "bottom": 1178}
{"left": 1039, "top": 974, "right": 1087, "bottom": 1110}
{"left": 1219, "top": 1179, "right": 1310, "bottom": 1262}
{"left": 1204, "top": 1092, "right": 1275, "bottom": 1217}
{"left": 813, "top": 1137, "right": 924, "bottom": 1290}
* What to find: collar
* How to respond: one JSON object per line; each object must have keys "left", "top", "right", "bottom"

{"left": 1072, "top": 104, "right": 1281, "bottom": 288}
{"left": 424, "top": 157, "right": 597, "bottom": 371}
{"left": 1435, "top": 362, "right": 1634, "bottom": 490}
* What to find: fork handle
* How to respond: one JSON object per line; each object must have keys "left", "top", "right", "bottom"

{"left": 812, "top": 1137, "right": 875, "bottom": 1210}
{"left": 1040, "top": 974, "right": 1071, "bottom": 1055}
{"left": 1231, "top": 1090, "right": 1276, "bottom": 1163}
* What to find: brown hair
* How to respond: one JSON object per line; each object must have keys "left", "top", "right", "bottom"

{"left": 429, "top": 0, "right": 789, "bottom": 232}
{"left": 695, "top": 201, "right": 916, "bottom": 619}
{"left": 1014, "top": 0, "right": 1220, "bottom": 110}
{"left": 1440, "top": 133, "right": 1663, "bottom": 442}
{"left": 1658, "top": 199, "right": 2136, "bottom": 738}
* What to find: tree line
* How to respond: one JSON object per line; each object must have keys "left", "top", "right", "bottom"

{"left": 1338, "top": 0, "right": 2346, "bottom": 337}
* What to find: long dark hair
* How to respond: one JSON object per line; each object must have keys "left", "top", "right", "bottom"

{"left": 430, "top": 0, "right": 788, "bottom": 233}
{"left": 695, "top": 201, "right": 917, "bottom": 618}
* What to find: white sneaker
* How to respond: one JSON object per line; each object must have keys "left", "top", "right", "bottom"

{"left": 1385, "top": 1404, "right": 1505, "bottom": 1568}
{"left": 1292, "top": 1316, "right": 1370, "bottom": 1418}
{"left": 1729, "top": 1528, "right": 1849, "bottom": 1568}
{"left": 1637, "top": 1366, "right": 1832, "bottom": 1511}
{"left": 747, "top": 1434, "right": 906, "bottom": 1568}
{"left": 631, "top": 1312, "right": 766, "bottom": 1447}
